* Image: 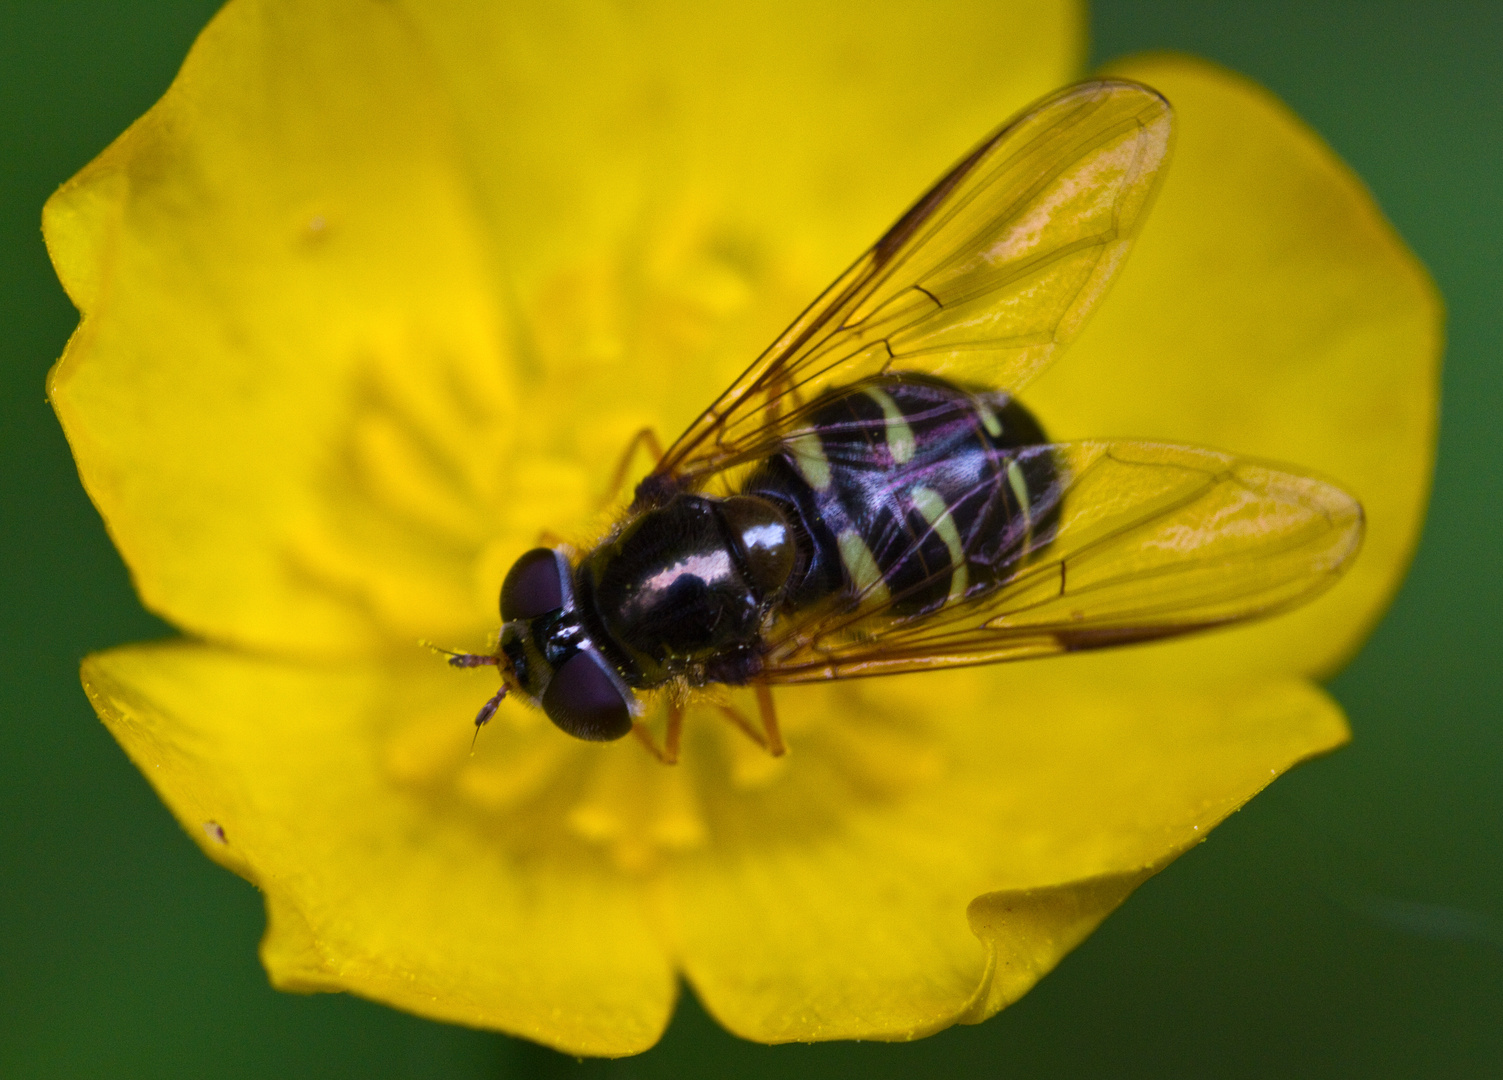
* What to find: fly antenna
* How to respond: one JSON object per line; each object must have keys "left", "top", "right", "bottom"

{"left": 422, "top": 641, "right": 505, "bottom": 752}
{"left": 420, "top": 640, "right": 500, "bottom": 669}
{"left": 471, "top": 687, "right": 507, "bottom": 754}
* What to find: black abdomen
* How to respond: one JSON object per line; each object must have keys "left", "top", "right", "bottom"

{"left": 743, "top": 375, "right": 1059, "bottom": 617}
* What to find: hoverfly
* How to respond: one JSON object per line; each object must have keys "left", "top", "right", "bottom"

{"left": 447, "top": 79, "right": 1363, "bottom": 763}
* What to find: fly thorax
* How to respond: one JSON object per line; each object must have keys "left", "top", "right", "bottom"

{"left": 583, "top": 494, "right": 773, "bottom": 683}
{"left": 716, "top": 495, "right": 795, "bottom": 599}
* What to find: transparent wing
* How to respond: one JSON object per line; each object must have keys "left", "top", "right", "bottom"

{"left": 643, "top": 79, "right": 1174, "bottom": 499}
{"left": 754, "top": 443, "right": 1364, "bottom": 682}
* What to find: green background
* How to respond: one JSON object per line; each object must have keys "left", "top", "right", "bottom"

{"left": 2, "top": 1, "right": 1498, "bottom": 1076}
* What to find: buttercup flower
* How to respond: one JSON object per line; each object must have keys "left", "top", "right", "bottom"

{"left": 45, "top": 0, "right": 1438, "bottom": 1058}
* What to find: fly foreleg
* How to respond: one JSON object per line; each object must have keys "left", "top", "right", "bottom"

{"left": 601, "top": 427, "right": 666, "bottom": 510}
{"left": 714, "top": 684, "right": 787, "bottom": 758}
{"left": 632, "top": 698, "right": 684, "bottom": 765}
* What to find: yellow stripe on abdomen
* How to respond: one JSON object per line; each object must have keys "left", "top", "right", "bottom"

{"left": 837, "top": 529, "right": 891, "bottom": 608}
{"left": 864, "top": 387, "right": 916, "bottom": 465}
{"left": 910, "top": 485, "right": 968, "bottom": 606}
{"left": 787, "top": 431, "right": 831, "bottom": 491}
{"left": 1005, "top": 458, "right": 1034, "bottom": 556}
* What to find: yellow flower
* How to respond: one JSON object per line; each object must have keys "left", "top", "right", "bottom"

{"left": 44, "top": 0, "right": 1438, "bottom": 1059}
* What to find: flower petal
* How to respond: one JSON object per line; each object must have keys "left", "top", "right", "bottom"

{"left": 1026, "top": 55, "right": 1442, "bottom": 681}
{"left": 80, "top": 641, "right": 677, "bottom": 1056}
{"left": 396, "top": 0, "right": 1083, "bottom": 299}
{"left": 46, "top": 0, "right": 1085, "bottom": 662}
{"left": 662, "top": 666, "right": 1348, "bottom": 1042}
{"left": 46, "top": 0, "right": 515, "bottom": 658}
{"left": 389, "top": 0, "right": 1087, "bottom": 564}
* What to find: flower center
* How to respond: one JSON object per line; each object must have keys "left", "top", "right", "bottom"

{"left": 382, "top": 681, "right": 944, "bottom": 874}
{"left": 319, "top": 203, "right": 946, "bottom": 871}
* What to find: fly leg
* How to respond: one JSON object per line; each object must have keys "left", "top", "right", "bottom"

{"left": 714, "top": 703, "right": 765, "bottom": 749}
{"left": 633, "top": 698, "right": 683, "bottom": 765}
{"left": 714, "top": 684, "right": 787, "bottom": 757}
{"left": 601, "top": 427, "right": 666, "bottom": 510}
{"left": 763, "top": 368, "right": 808, "bottom": 431}
{"left": 754, "top": 682, "right": 786, "bottom": 756}
{"left": 769, "top": 368, "right": 805, "bottom": 426}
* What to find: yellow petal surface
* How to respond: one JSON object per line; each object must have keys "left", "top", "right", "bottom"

{"left": 660, "top": 665, "right": 1348, "bottom": 1042}
{"left": 395, "top": 0, "right": 1082, "bottom": 304}
{"left": 1025, "top": 55, "right": 1442, "bottom": 683}
{"left": 393, "top": 0, "right": 1080, "bottom": 476}
{"left": 44, "top": 0, "right": 1080, "bottom": 663}
{"left": 46, "top": 0, "right": 515, "bottom": 658}
{"left": 81, "top": 641, "right": 677, "bottom": 1057}
{"left": 79, "top": 638, "right": 1346, "bottom": 1050}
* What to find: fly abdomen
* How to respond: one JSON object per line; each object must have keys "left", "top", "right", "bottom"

{"left": 747, "top": 374, "right": 1060, "bottom": 618}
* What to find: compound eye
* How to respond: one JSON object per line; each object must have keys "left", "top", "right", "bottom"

{"left": 541, "top": 649, "right": 634, "bottom": 741}
{"left": 500, "top": 548, "right": 568, "bottom": 621}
